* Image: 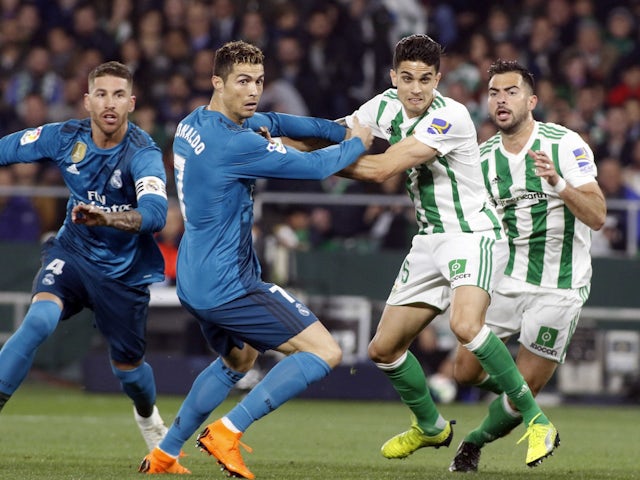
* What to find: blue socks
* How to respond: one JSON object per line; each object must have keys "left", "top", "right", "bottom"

{"left": 226, "top": 352, "right": 331, "bottom": 432}
{"left": 160, "top": 358, "right": 244, "bottom": 456}
{"left": 0, "top": 300, "right": 60, "bottom": 397}
{"left": 111, "top": 361, "right": 157, "bottom": 417}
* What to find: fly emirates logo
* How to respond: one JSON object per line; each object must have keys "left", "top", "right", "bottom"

{"left": 75, "top": 191, "right": 132, "bottom": 212}
{"left": 175, "top": 122, "right": 206, "bottom": 155}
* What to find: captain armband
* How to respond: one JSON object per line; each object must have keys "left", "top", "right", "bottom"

{"left": 135, "top": 176, "right": 167, "bottom": 200}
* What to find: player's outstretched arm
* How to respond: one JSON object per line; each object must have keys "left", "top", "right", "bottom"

{"left": 72, "top": 204, "right": 143, "bottom": 233}
{"left": 339, "top": 134, "right": 437, "bottom": 183}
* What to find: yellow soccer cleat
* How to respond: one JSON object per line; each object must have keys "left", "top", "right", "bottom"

{"left": 517, "top": 413, "right": 560, "bottom": 467}
{"left": 381, "top": 418, "right": 455, "bottom": 459}
{"left": 138, "top": 447, "right": 191, "bottom": 474}
{"left": 196, "top": 419, "right": 255, "bottom": 480}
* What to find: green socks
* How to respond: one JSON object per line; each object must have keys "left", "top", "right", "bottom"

{"left": 377, "top": 351, "right": 445, "bottom": 434}
{"left": 465, "top": 394, "right": 522, "bottom": 447}
{"left": 465, "top": 326, "right": 548, "bottom": 425}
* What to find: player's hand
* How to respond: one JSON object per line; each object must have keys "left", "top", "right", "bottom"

{"left": 72, "top": 203, "right": 108, "bottom": 227}
{"left": 350, "top": 117, "right": 373, "bottom": 150}
{"left": 258, "top": 126, "right": 273, "bottom": 142}
{"left": 529, "top": 149, "right": 560, "bottom": 186}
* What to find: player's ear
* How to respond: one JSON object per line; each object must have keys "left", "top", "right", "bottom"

{"left": 390, "top": 69, "right": 397, "bottom": 87}
{"left": 212, "top": 75, "right": 224, "bottom": 90}
{"left": 129, "top": 95, "right": 136, "bottom": 113}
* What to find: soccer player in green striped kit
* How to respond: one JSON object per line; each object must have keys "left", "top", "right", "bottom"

{"left": 449, "top": 60, "right": 606, "bottom": 472}
{"left": 340, "top": 35, "right": 560, "bottom": 468}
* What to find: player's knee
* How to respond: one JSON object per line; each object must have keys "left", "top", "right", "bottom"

{"left": 367, "top": 339, "right": 394, "bottom": 364}
{"left": 452, "top": 352, "right": 482, "bottom": 386}
{"left": 22, "top": 301, "right": 60, "bottom": 341}
{"left": 319, "top": 339, "right": 342, "bottom": 368}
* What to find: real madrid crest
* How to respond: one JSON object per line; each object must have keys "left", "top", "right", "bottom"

{"left": 110, "top": 169, "right": 123, "bottom": 189}
{"left": 71, "top": 142, "right": 87, "bottom": 163}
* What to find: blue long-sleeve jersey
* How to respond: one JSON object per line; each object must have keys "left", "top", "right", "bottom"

{"left": 0, "top": 119, "right": 168, "bottom": 285}
{"left": 173, "top": 108, "right": 365, "bottom": 309}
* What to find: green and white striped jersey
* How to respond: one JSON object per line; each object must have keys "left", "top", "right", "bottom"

{"left": 480, "top": 121, "right": 597, "bottom": 289}
{"left": 346, "top": 88, "right": 502, "bottom": 239}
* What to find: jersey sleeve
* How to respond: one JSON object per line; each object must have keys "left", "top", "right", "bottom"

{"left": 227, "top": 129, "right": 365, "bottom": 180}
{"left": 413, "top": 102, "right": 476, "bottom": 157}
{"left": 344, "top": 93, "right": 389, "bottom": 139}
{"left": 558, "top": 131, "right": 598, "bottom": 188}
{"left": 0, "top": 123, "right": 62, "bottom": 166}
{"left": 130, "top": 146, "right": 168, "bottom": 233}
{"left": 246, "top": 112, "right": 346, "bottom": 143}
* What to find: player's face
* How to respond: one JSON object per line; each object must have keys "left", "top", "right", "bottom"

{"left": 215, "top": 63, "right": 264, "bottom": 124}
{"left": 84, "top": 75, "right": 135, "bottom": 143}
{"left": 487, "top": 72, "right": 537, "bottom": 134}
{"left": 390, "top": 61, "right": 441, "bottom": 118}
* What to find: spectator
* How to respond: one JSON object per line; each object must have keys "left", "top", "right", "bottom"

{"left": 70, "top": 2, "right": 117, "bottom": 60}
{"left": 3, "top": 46, "right": 65, "bottom": 109}
{"left": 185, "top": 0, "right": 214, "bottom": 52}
{"left": 0, "top": 165, "right": 42, "bottom": 243}
{"left": 210, "top": 0, "right": 240, "bottom": 48}
{"left": 596, "top": 105, "right": 635, "bottom": 165}
{"left": 596, "top": 156, "right": 640, "bottom": 252}
{"left": 607, "top": 59, "right": 640, "bottom": 108}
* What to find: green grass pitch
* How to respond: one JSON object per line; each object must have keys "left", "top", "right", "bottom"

{"left": 0, "top": 382, "right": 638, "bottom": 479}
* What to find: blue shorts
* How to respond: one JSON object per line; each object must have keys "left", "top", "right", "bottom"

{"left": 33, "top": 238, "right": 150, "bottom": 364}
{"left": 182, "top": 282, "right": 319, "bottom": 356}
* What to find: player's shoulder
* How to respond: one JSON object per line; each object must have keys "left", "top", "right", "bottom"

{"left": 127, "top": 121, "right": 160, "bottom": 151}
{"left": 58, "top": 118, "right": 91, "bottom": 136}
{"left": 479, "top": 132, "right": 502, "bottom": 156}
{"left": 536, "top": 121, "right": 576, "bottom": 141}
{"left": 432, "top": 91, "right": 469, "bottom": 116}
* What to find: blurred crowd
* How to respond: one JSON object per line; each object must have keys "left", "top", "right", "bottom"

{"left": 1, "top": 0, "right": 640, "bottom": 264}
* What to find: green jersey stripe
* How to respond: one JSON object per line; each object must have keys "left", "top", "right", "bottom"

{"left": 525, "top": 200, "right": 548, "bottom": 284}
{"left": 558, "top": 205, "right": 575, "bottom": 288}
{"left": 442, "top": 157, "right": 471, "bottom": 232}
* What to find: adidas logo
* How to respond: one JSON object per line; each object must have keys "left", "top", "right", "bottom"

{"left": 66, "top": 164, "right": 80, "bottom": 175}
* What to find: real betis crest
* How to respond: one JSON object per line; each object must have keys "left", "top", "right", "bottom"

{"left": 71, "top": 142, "right": 87, "bottom": 163}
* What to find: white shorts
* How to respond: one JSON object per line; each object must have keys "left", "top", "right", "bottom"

{"left": 386, "top": 233, "right": 508, "bottom": 312}
{"left": 486, "top": 276, "right": 589, "bottom": 363}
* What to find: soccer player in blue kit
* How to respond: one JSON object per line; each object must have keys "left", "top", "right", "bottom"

{"left": 138, "top": 41, "right": 372, "bottom": 478}
{"left": 0, "top": 62, "right": 171, "bottom": 452}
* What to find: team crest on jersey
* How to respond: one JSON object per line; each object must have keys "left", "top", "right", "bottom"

{"left": 427, "top": 118, "right": 451, "bottom": 135}
{"left": 296, "top": 303, "right": 310, "bottom": 316}
{"left": 110, "top": 169, "right": 123, "bottom": 189}
{"left": 266, "top": 138, "right": 286, "bottom": 154}
{"left": 71, "top": 142, "right": 87, "bottom": 163}
{"left": 573, "top": 147, "right": 594, "bottom": 174}
{"left": 19, "top": 127, "right": 43, "bottom": 145}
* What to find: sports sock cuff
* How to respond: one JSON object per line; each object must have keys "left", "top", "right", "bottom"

{"left": 501, "top": 393, "right": 521, "bottom": 418}
{"left": 464, "top": 325, "right": 491, "bottom": 352}
{"left": 375, "top": 350, "right": 408, "bottom": 371}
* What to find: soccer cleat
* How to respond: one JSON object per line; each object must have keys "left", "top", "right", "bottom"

{"left": 448, "top": 441, "right": 481, "bottom": 472}
{"left": 135, "top": 405, "right": 169, "bottom": 452}
{"left": 196, "top": 419, "right": 255, "bottom": 480}
{"left": 138, "top": 447, "right": 191, "bottom": 474}
{"left": 516, "top": 413, "right": 560, "bottom": 467}
{"left": 380, "top": 418, "right": 455, "bottom": 459}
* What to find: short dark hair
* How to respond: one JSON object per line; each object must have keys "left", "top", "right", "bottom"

{"left": 88, "top": 61, "right": 133, "bottom": 90}
{"left": 393, "top": 34, "right": 443, "bottom": 72}
{"left": 213, "top": 41, "right": 264, "bottom": 81}
{"left": 488, "top": 59, "right": 535, "bottom": 92}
